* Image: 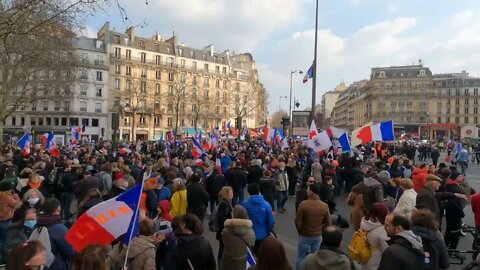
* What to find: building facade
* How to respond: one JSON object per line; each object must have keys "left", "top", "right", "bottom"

{"left": 320, "top": 81, "right": 346, "bottom": 128}
{"left": 97, "top": 22, "right": 267, "bottom": 141}
{"left": 4, "top": 37, "right": 109, "bottom": 144}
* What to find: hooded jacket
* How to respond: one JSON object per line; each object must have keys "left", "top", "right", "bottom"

{"left": 362, "top": 177, "right": 383, "bottom": 212}
{"left": 167, "top": 234, "right": 216, "bottom": 270}
{"left": 301, "top": 246, "right": 354, "bottom": 270}
{"left": 122, "top": 235, "right": 156, "bottom": 270}
{"left": 395, "top": 188, "right": 417, "bottom": 219}
{"left": 359, "top": 218, "right": 389, "bottom": 270}
{"left": 412, "top": 167, "right": 427, "bottom": 192}
{"left": 411, "top": 225, "right": 450, "bottom": 270}
{"left": 378, "top": 230, "right": 425, "bottom": 270}
{"left": 242, "top": 195, "right": 273, "bottom": 240}
{"left": 220, "top": 218, "right": 256, "bottom": 270}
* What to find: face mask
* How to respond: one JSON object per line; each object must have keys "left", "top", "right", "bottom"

{"left": 24, "top": 220, "right": 37, "bottom": 229}
{"left": 28, "top": 197, "right": 39, "bottom": 206}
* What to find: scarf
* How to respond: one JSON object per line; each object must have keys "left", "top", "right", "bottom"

{"left": 37, "top": 214, "right": 62, "bottom": 226}
{"left": 28, "top": 181, "right": 41, "bottom": 190}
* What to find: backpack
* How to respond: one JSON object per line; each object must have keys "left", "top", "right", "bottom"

{"left": 348, "top": 229, "right": 373, "bottom": 263}
{"left": 208, "top": 201, "right": 231, "bottom": 232}
{"left": 29, "top": 226, "right": 55, "bottom": 267}
{"left": 47, "top": 167, "right": 58, "bottom": 184}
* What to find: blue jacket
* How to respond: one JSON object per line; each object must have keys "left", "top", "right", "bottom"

{"left": 47, "top": 223, "right": 75, "bottom": 270}
{"left": 155, "top": 187, "right": 172, "bottom": 201}
{"left": 457, "top": 149, "right": 469, "bottom": 162}
{"left": 221, "top": 155, "right": 232, "bottom": 174}
{"left": 242, "top": 195, "right": 273, "bottom": 240}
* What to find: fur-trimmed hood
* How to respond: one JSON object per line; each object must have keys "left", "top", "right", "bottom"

{"left": 224, "top": 218, "right": 253, "bottom": 237}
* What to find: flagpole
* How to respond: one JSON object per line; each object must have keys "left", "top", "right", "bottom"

{"left": 123, "top": 178, "right": 145, "bottom": 268}
{"left": 311, "top": 0, "right": 319, "bottom": 124}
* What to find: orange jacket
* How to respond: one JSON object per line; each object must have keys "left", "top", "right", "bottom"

{"left": 412, "top": 168, "right": 428, "bottom": 192}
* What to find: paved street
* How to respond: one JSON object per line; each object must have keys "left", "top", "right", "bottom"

{"left": 204, "top": 152, "right": 480, "bottom": 269}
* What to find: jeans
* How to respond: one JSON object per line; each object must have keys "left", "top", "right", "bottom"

{"left": 0, "top": 219, "right": 12, "bottom": 263}
{"left": 458, "top": 161, "right": 467, "bottom": 175}
{"left": 233, "top": 187, "right": 244, "bottom": 206}
{"left": 296, "top": 235, "right": 322, "bottom": 270}
{"left": 60, "top": 192, "right": 75, "bottom": 220}
{"left": 277, "top": 190, "right": 288, "bottom": 210}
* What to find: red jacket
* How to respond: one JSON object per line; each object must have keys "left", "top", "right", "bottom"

{"left": 412, "top": 167, "right": 428, "bottom": 192}
{"left": 471, "top": 193, "right": 480, "bottom": 228}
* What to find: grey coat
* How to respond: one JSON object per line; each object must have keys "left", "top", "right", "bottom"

{"left": 220, "top": 218, "right": 256, "bottom": 270}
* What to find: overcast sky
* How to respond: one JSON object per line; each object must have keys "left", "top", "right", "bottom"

{"left": 84, "top": 0, "right": 480, "bottom": 115}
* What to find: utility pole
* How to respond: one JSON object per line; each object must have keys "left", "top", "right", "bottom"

{"left": 311, "top": 0, "right": 319, "bottom": 124}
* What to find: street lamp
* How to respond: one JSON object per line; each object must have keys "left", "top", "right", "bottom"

{"left": 289, "top": 70, "right": 303, "bottom": 138}
{"left": 279, "top": 96, "right": 287, "bottom": 111}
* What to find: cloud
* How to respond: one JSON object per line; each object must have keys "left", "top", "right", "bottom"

{"left": 79, "top": 26, "right": 97, "bottom": 38}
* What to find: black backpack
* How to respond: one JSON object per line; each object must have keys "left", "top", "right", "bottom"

{"left": 419, "top": 235, "right": 439, "bottom": 270}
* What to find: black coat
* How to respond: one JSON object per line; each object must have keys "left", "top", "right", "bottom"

{"left": 295, "top": 188, "right": 308, "bottom": 212}
{"left": 225, "top": 167, "right": 247, "bottom": 190}
{"left": 205, "top": 172, "right": 225, "bottom": 198}
{"left": 186, "top": 182, "right": 209, "bottom": 220}
{"left": 378, "top": 234, "right": 425, "bottom": 270}
{"left": 416, "top": 186, "right": 456, "bottom": 222}
{"left": 445, "top": 182, "right": 465, "bottom": 220}
{"left": 259, "top": 177, "right": 276, "bottom": 206}
{"left": 166, "top": 234, "right": 216, "bottom": 270}
{"left": 247, "top": 165, "right": 263, "bottom": 184}
{"left": 411, "top": 226, "right": 450, "bottom": 270}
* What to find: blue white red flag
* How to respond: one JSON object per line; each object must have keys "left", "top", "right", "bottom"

{"left": 303, "top": 64, "right": 313, "bottom": 83}
{"left": 191, "top": 137, "right": 205, "bottom": 159}
{"left": 16, "top": 131, "right": 31, "bottom": 155}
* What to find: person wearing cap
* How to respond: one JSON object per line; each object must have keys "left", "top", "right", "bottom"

{"left": 416, "top": 173, "right": 466, "bottom": 223}
{"left": 295, "top": 183, "right": 332, "bottom": 270}
{"left": 154, "top": 177, "right": 171, "bottom": 202}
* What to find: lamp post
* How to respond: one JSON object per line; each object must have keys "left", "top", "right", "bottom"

{"left": 279, "top": 96, "right": 287, "bottom": 111}
{"left": 289, "top": 70, "right": 303, "bottom": 138}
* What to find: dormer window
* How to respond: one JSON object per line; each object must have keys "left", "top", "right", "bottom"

{"left": 139, "top": 40, "right": 145, "bottom": 49}
{"left": 202, "top": 53, "right": 207, "bottom": 60}
{"left": 379, "top": 71, "right": 385, "bottom": 77}
{"left": 419, "top": 69, "right": 425, "bottom": 76}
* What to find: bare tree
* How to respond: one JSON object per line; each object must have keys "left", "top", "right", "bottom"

{"left": 0, "top": 0, "right": 104, "bottom": 140}
{"left": 270, "top": 110, "right": 287, "bottom": 128}
{"left": 228, "top": 86, "right": 264, "bottom": 129}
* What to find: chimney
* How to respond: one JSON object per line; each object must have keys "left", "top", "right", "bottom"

{"left": 126, "top": 26, "right": 135, "bottom": 42}
{"left": 152, "top": 34, "right": 163, "bottom": 41}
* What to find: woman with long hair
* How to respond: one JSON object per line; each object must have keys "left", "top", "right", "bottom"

{"left": 359, "top": 202, "right": 390, "bottom": 270}
{"left": 169, "top": 178, "right": 187, "bottom": 217}
{"left": 72, "top": 244, "right": 110, "bottom": 270}
{"left": 216, "top": 186, "right": 233, "bottom": 261}
{"left": 6, "top": 240, "right": 46, "bottom": 270}
{"left": 3, "top": 208, "right": 37, "bottom": 260}
{"left": 250, "top": 236, "right": 292, "bottom": 270}
{"left": 77, "top": 188, "right": 103, "bottom": 218}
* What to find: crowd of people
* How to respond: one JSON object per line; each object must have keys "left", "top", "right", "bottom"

{"left": 0, "top": 137, "right": 479, "bottom": 270}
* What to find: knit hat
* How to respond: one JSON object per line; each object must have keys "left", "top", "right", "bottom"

{"left": 450, "top": 172, "right": 462, "bottom": 181}
{"left": 377, "top": 171, "right": 391, "bottom": 183}
{"left": 309, "top": 183, "right": 321, "bottom": 195}
{"left": 426, "top": 174, "right": 442, "bottom": 183}
{"left": 0, "top": 181, "right": 13, "bottom": 192}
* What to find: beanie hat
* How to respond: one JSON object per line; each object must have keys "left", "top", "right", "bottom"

{"left": 377, "top": 171, "right": 391, "bottom": 183}
{"left": 309, "top": 183, "right": 321, "bottom": 195}
{"left": 450, "top": 172, "right": 461, "bottom": 181}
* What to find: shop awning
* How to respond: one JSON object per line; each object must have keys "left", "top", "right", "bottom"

{"left": 180, "top": 127, "right": 203, "bottom": 135}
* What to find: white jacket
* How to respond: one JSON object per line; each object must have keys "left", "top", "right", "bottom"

{"left": 394, "top": 188, "right": 417, "bottom": 219}
{"left": 360, "top": 218, "right": 390, "bottom": 270}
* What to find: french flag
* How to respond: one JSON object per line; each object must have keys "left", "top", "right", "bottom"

{"left": 302, "top": 64, "right": 313, "bottom": 83}
{"left": 43, "top": 132, "right": 60, "bottom": 157}
{"left": 191, "top": 137, "right": 205, "bottom": 159}
{"left": 226, "top": 121, "right": 231, "bottom": 130}
{"left": 263, "top": 127, "right": 275, "bottom": 143}
{"left": 338, "top": 132, "right": 351, "bottom": 153}
{"left": 118, "top": 147, "right": 132, "bottom": 155}
{"left": 167, "top": 130, "right": 175, "bottom": 141}
{"left": 351, "top": 120, "right": 395, "bottom": 146}
{"left": 400, "top": 131, "right": 406, "bottom": 141}
{"left": 16, "top": 131, "right": 31, "bottom": 156}
{"left": 65, "top": 183, "right": 143, "bottom": 252}
{"left": 69, "top": 125, "right": 80, "bottom": 144}
{"left": 165, "top": 145, "right": 171, "bottom": 165}
{"left": 246, "top": 248, "right": 256, "bottom": 268}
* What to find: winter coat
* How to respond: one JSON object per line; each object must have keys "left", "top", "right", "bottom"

{"left": 353, "top": 178, "right": 383, "bottom": 212}
{"left": 259, "top": 177, "right": 276, "bottom": 209}
{"left": 247, "top": 165, "right": 263, "bottom": 184}
{"left": 242, "top": 195, "right": 273, "bottom": 241}
{"left": 301, "top": 246, "right": 354, "bottom": 270}
{"left": 471, "top": 193, "right": 480, "bottom": 227}
{"left": 311, "top": 163, "right": 323, "bottom": 182}
{"left": 216, "top": 200, "right": 233, "bottom": 241}
{"left": 167, "top": 234, "right": 216, "bottom": 270}
{"left": 445, "top": 180, "right": 465, "bottom": 220}
{"left": 378, "top": 230, "right": 425, "bottom": 270}
{"left": 416, "top": 186, "right": 456, "bottom": 222}
{"left": 411, "top": 226, "right": 450, "bottom": 270}
{"left": 412, "top": 168, "right": 427, "bottom": 192}
{"left": 205, "top": 171, "right": 225, "bottom": 199}
{"left": 295, "top": 188, "right": 308, "bottom": 212}
{"left": 59, "top": 172, "right": 76, "bottom": 193}
{"left": 221, "top": 155, "right": 233, "bottom": 174}
{"left": 394, "top": 189, "right": 417, "bottom": 219}
{"left": 359, "top": 218, "right": 389, "bottom": 270}
{"left": 170, "top": 189, "right": 187, "bottom": 217}
{"left": 295, "top": 195, "right": 332, "bottom": 237}
{"left": 74, "top": 176, "right": 101, "bottom": 202}
{"left": 121, "top": 235, "right": 156, "bottom": 270}
{"left": 0, "top": 192, "right": 21, "bottom": 221}
{"left": 38, "top": 215, "right": 75, "bottom": 270}
{"left": 186, "top": 182, "right": 210, "bottom": 220}
{"left": 220, "top": 218, "right": 256, "bottom": 270}
{"left": 2, "top": 223, "right": 33, "bottom": 260}
{"left": 77, "top": 197, "right": 103, "bottom": 217}
{"left": 274, "top": 169, "right": 289, "bottom": 192}
{"left": 347, "top": 187, "right": 365, "bottom": 231}
{"left": 225, "top": 167, "right": 247, "bottom": 190}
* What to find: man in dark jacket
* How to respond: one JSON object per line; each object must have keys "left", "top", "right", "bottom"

{"left": 225, "top": 161, "right": 247, "bottom": 205}
{"left": 186, "top": 171, "right": 210, "bottom": 220}
{"left": 431, "top": 146, "right": 440, "bottom": 167}
{"left": 59, "top": 163, "right": 77, "bottom": 220}
{"left": 204, "top": 168, "right": 225, "bottom": 214}
{"left": 39, "top": 198, "right": 75, "bottom": 270}
{"left": 295, "top": 176, "right": 316, "bottom": 212}
{"left": 247, "top": 159, "right": 263, "bottom": 184}
{"left": 378, "top": 213, "right": 425, "bottom": 270}
{"left": 73, "top": 170, "right": 101, "bottom": 203}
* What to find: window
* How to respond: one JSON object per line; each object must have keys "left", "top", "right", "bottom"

{"left": 126, "top": 49, "right": 131, "bottom": 60}
{"left": 180, "top": 102, "right": 185, "bottom": 112}
{"left": 178, "top": 48, "right": 183, "bottom": 56}
{"left": 465, "top": 117, "right": 469, "bottom": 124}
{"left": 437, "top": 117, "right": 441, "bottom": 123}
{"left": 223, "top": 92, "right": 227, "bottom": 100}
{"left": 70, "top": 118, "right": 79, "bottom": 126}
{"left": 205, "top": 89, "right": 209, "bottom": 98}
{"left": 11, "top": 117, "right": 16, "bottom": 126}
{"left": 139, "top": 40, "right": 145, "bottom": 48}
{"left": 223, "top": 81, "right": 227, "bottom": 89}
{"left": 192, "top": 88, "right": 197, "bottom": 99}
{"left": 475, "top": 88, "right": 479, "bottom": 96}
{"left": 181, "top": 87, "right": 186, "bottom": 96}
{"left": 53, "top": 117, "right": 58, "bottom": 126}
{"left": 180, "top": 73, "right": 186, "bottom": 83}
{"left": 215, "top": 66, "right": 220, "bottom": 74}
{"left": 139, "top": 117, "right": 146, "bottom": 124}
{"left": 96, "top": 71, "right": 102, "bottom": 81}
{"left": 140, "top": 81, "right": 147, "bottom": 93}
{"left": 215, "top": 80, "right": 220, "bottom": 88}
{"left": 156, "top": 55, "right": 161, "bottom": 65}
{"left": 192, "top": 104, "right": 197, "bottom": 113}
{"left": 466, "top": 98, "right": 469, "bottom": 104}
{"left": 124, "top": 117, "right": 129, "bottom": 126}
{"left": 82, "top": 118, "right": 89, "bottom": 127}
{"left": 140, "top": 52, "right": 146, "bottom": 63}
{"left": 139, "top": 100, "right": 146, "bottom": 109}
{"left": 42, "top": 100, "right": 48, "bottom": 111}
{"left": 167, "top": 103, "right": 173, "bottom": 112}
{"left": 193, "top": 76, "right": 197, "bottom": 85}
{"left": 455, "top": 117, "right": 459, "bottom": 123}
{"left": 115, "top": 48, "right": 121, "bottom": 58}
{"left": 115, "top": 78, "right": 120, "bottom": 90}
{"left": 215, "top": 91, "right": 220, "bottom": 100}
{"left": 215, "top": 106, "right": 219, "bottom": 114}
{"left": 61, "top": 117, "right": 67, "bottom": 126}
{"left": 125, "top": 98, "right": 131, "bottom": 107}
{"left": 95, "top": 103, "right": 102, "bottom": 113}
{"left": 476, "top": 117, "right": 479, "bottom": 124}
{"left": 141, "top": 67, "right": 147, "bottom": 78}
{"left": 168, "top": 85, "right": 174, "bottom": 95}
{"left": 30, "top": 117, "right": 36, "bottom": 126}
{"left": 180, "top": 59, "right": 185, "bottom": 68}
{"left": 115, "top": 64, "right": 121, "bottom": 74}
{"left": 456, "top": 89, "right": 460, "bottom": 96}
{"left": 475, "top": 108, "right": 479, "bottom": 114}
{"left": 222, "top": 67, "right": 227, "bottom": 75}
{"left": 64, "top": 101, "right": 70, "bottom": 110}
{"left": 204, "top": 63, "right": 209, "bottom": 72}
{"left": 204, "top": 77, "right": 209, "bottom": 87}
{"left": 114, "top": 98, "right": 120, "bottom": 107}
{"left": 455, "top": 107, "right": 460, "bottom": 114}
{"left": 154, "top": 117, "right": 160, "bottom": 126}
{"left": 192, "top": 61, "right": 197, "bottom": 70}
{"left": 156, "top": 70, "right": 161, "bottom": 80}
{"left": 92, "top": 119, "right": 99, "bottom": 127}
{"left": 126, "top": 66, "right": 132, "bottom": 76}
{"left": 154, "top": 101, "right": 160, "bottom": 109}
{"left": 126, "top": 80, "right": 132, "bottom": 91}
{"left": 220, "top": 57, "right": 224, "bottom": 63}
{"left": 168, "top": 72, "right": 174, "bottom": 81}
{"left": 465, "top": 88, "right": 469, "bottom": 95}
{"left": 456, "top": 98, "right": 460, "bottom": 105}
{"left": 465, "top": 107, "right": 469, "bottom": 114}
{"left": 447, "top": 99, "right": 451, "bottom": 105}
{"left": 167, "top": 57, "right": 174, "bottom": 67}
{"left": 167, "top": 117, "right": 172, "bottom": 127}
{"left": 214, "top": 56, "right": 218, "bottom": 62}
{"left": 80, "top": 101, "right": 87, "bottom": 112}
{"left": 180, "top": 119, "right": 185, "bottom": 126}
{"left": 95, "top": 88, "right": 102, "bottom": 97}
{"left": 475, "top": 98, "right": 478, "bottom": 105}
{"left": 191, "top": 51, "right": 196, "bottom": 58}
{"left": 155, "top": 84, "right": 161, "bottom": 94}
{"left": 202, "top": 53, "right": 206, "bottom": 60}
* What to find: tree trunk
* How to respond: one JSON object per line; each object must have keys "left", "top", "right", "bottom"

{"left": 131, "top": 114, "right": 136, "bottom": 142}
